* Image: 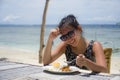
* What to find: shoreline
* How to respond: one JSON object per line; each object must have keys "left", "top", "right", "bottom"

{"left": 0, "top": 46, "right": 40, "bottom": 66}
{"left": 0, "top": 46, "right": 120, "bottom": 74}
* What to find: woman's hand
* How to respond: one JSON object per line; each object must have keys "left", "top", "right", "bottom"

{"left": 76, "top": 54, "right": 86, "bottom": 67}
{"left": 49, "top": 28, "right": 60, "bottom": 41}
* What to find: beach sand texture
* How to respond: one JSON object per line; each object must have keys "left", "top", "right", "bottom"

{"left": 0, "top": 46, "right": 120, "bottom": 74}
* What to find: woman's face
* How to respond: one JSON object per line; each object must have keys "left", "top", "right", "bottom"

{"left": 60, "top": 26, "right": 81, "bottom": 47}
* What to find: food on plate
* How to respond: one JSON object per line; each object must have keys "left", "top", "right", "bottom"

{"left": 52, "top": 62, "right": 60, "bottom": 68}
{"left": 51, "top": 62, "right": 71, "bottom": 72}
{"left": 44, "top": 62, "right": 79, "bottom": 74}
{"left": 60, "top": 66, "right": 71, "bottom": 72}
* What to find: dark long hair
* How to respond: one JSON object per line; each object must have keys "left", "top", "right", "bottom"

{"left": 58, "top": 14, "right": 79, "bottom": 29}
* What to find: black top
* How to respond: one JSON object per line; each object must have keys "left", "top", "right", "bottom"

{"left": 65, "top": 40, "right": 95, "bottom": 69}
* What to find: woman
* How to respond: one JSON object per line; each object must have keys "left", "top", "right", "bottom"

{"left": 43, "top": 14, "right": 108, "bottom": 73}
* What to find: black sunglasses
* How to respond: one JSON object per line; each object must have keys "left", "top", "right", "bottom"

{"left": 60, "top": 29, "right": 75, "bottom": 41}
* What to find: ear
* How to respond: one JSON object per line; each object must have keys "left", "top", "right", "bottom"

{"left": 77, "top": 25, "right": 82, "bottom": 32}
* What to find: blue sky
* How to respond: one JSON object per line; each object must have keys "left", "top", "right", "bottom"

{"left": 0, "top": 0, "right": 120, "bottom": 24}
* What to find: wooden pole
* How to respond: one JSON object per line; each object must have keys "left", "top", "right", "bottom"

{"left": 39, "top": 0, "right": 49, "bottom": 63}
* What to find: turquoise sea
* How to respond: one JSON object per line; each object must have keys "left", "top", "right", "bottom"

{"left": 0, "top": 24, "right": 120, "bottom": 56}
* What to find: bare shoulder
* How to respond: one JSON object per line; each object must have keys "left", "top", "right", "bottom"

{"left": 93, "top": 41, "right": 103, "bottom": 48}
{"left": 92, "top": 41, "right": 104, "bottom": 54}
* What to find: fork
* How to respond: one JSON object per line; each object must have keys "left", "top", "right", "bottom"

{"left": 64, "top": 59, "right": 76, "bottom": 64}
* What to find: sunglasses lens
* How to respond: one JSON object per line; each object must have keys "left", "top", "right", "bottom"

{"left": 68, "top": 30, "right": 74, "bottom": 37}
{"left": 60, "top": 29, "right": 75, "bottom": 41}
{"left": 60, "top": 35, "right": 67, "bottom": 41}
{"left": 60, "top": 36, "right": 63, "bottom": 41}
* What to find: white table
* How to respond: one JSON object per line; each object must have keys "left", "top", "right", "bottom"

{"left": 0, "top": 60, "right": 120, "bottom": 80}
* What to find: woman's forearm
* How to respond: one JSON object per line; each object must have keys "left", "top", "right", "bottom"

{"left": 42, "top": 28, "right": 60, "bottom": 65}
{"left": 85, "top": 59, "right": 108, "bottom": 73}
{"left": 43, "top": 36, "right": 53, "bottom": 65}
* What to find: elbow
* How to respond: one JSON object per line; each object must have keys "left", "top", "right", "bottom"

{"left": 42, "top": 59, "right": 49, "bottom": 66}
{"left": 103, "top": 67, "right": 108, "bottom": 73}
{"left": 92, "top": 65, "right": 108, "bottom": 73}
{"left": 100, "top": 66, "right": 108, "bottom": 73}
{"left": 42, "top": 58, "right": 52, "bottom": 66}
{"left": 102, "top": 64, "right": 108, "bottom": 73}
{"left": 42, "top": 60, "right": 47, "bottom": 66}
{"left": 43, "top": 61, "right": 49, "bottom": 66}
{"left": 93, "top": 67, "right": 108, "bottom": 73}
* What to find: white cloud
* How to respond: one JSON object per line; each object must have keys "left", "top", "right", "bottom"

{"left": 3, "top": 15, "right": 21, "bottom": 22}
{"left": 0, "top": 0, "right": 120, "bottom": 24}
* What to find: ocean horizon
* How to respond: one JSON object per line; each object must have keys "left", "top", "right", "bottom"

{"left": 0, "top": 24, "right": 120, "bottom": 56}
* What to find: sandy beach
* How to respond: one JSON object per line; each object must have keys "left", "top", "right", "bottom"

{"left": 0, "top": 46, "right": 120, "bottom": 74}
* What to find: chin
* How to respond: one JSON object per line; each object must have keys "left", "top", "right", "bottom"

{"left": 70, "top": 42, "right": 77, "bottom": 47}
{"left": 72, "top": 43, "right": 77, "bottom": 47}
{"left": 72, "top": 40, "right": 79, "bottom": 47}
{"left": 71, "top": 45, "right": 76, "bottom": 47}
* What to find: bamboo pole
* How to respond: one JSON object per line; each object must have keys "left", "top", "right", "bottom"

{"left": 39, "top": 0, "right": 49, "bottom": 63}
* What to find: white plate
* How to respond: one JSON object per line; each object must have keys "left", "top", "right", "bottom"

{"left": 43, "top": 66, "right": 80, "bottom": 75}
